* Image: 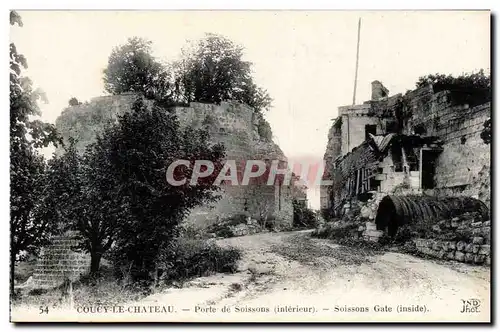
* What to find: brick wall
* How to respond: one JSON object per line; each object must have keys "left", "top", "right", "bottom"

{"left": 32, "top": 231, "right": 90, "bottom": 289}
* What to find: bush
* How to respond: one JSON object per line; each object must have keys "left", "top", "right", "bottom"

{"left": 158, "top": 237, "right": 241, "bottom": 285}
{"left": 206, "top": 214, "right": 247, "bottom": 238}
{"left": 320, "top": 208, "right": 333, "bottom": 222}
{"left": 312, "top": 223, "right": 359, "bottom": 240}
{"left": 257, "top": 118, "right": 273, "bottom": 141}
{"left": 416, "top": 70, "right": 490, "bottom": 91}
{"left": 392, "top": 224, "right": 414, "bottom": 243}
{"left": 416, "top": 70, "right": 490, "bottom": 107}
{"left": 481, "top": 118, "right": 491, "bottom": 144}
{"left": 292, "top": 199, "right": 316, "bottom": 229}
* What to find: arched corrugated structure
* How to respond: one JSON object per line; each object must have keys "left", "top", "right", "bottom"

{"left": 375, "top": 195, "right": 490, "bottom": 237}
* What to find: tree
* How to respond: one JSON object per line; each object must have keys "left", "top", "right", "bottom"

{"left": 41, "top": 139, "right": 85, "bottom": 234}
{"left": 176, "top": 33, "right": 272, "bottom": 113}
{"left": 68, "top": 97, "right": 82, "bottom": 106}
{"left": 10, "top": 11, "right": 61, "bottom": 295}
{"left": 76, "top": 98, "right": 225, "bottom": 276}
{"left": 103, "top": 37, "right": 175, "bottom": 102}
{"left": 42, "top": 137, "right": 119, "bottom": 276}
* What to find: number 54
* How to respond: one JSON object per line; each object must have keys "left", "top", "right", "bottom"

{"left": 39, "top": 306, "right": 49, "bottom": 314}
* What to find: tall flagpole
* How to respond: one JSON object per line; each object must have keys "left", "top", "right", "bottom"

{"left": 352, "top": 18, "right": 361, "bottom": 105}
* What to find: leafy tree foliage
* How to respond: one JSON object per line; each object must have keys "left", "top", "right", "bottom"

{"left": 50, "top": 98, "right": 226, "bottom": 275}
{"left": 177, "top": 33, "right": 272, "bottom": 113}
{"left": 103, "top": 34, "right": 272, "bottom": 113}
{"left": 10, "top": 11, "right": 61, "bottom": 294}
{"left": 103, "top": 37, "right": 175, "bottom": 102}
{"left": 292, "top": 199, "right": 316, "bottom": 228}
{"left": 68, "top": 97, "right": 82, "bottom": 106}
{"left": 416, "top": 69, "right": 491, "bottom": 91}
{"left": 103, "top": 98, "right": 225, "bottom": 278}
{"left": 480, "top": 118, "right": 491, "bottom": 144}
{"left": 42, "top": 139, "right": 84, "bottom": 232}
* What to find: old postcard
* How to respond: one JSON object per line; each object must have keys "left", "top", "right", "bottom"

{"left": 9, "top": 10, "right": 491, "bottom": 323}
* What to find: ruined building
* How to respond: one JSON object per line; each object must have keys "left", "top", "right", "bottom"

{"left": 321, "top": 80, "right": 491, "bottom": 226}
{"left": 30, "top": 94, "right": 295, "bottom": 289}
{"left": 55, "top": 93, "right": 294, "bottom": 228}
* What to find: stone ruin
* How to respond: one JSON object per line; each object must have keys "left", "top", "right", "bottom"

{"left": 27, "top": 94, "right": 297, "bottom": 289}
{"left": 30, "top": 231, "right": 90, "bottom": 289}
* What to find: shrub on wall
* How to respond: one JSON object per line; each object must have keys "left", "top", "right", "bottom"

{"left": 416, "top": 70, "right": 491, "bottom": 107}
{"left": 257, "top": 117, "right": 273, "bottom": 141}
{"left": 480, "top": 118, "right": 491, "bottom": 144}
{"left": 416, "top": 70, "right": 490, "bottom": 91}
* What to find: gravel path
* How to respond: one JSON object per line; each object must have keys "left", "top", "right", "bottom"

{"left": 138, "top": 230, "right": 490, "bottom": 322}
{"left": 12, "top": 230, "right": 490, "bottom": 322}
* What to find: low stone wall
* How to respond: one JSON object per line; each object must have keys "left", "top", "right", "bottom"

{"left": 411, "top": 213, "right": 490, "bottom": 266}
{"left": 32, "top": 232, "right": 90, "bottom": 289}
{"left": 413, "top": 238, "right": 490, "bottom": 265}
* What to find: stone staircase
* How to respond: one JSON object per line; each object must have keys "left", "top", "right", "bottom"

{"left": 31, "top": 231, "right": 90, "bottom": 289}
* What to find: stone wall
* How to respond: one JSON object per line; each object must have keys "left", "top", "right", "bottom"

{"left": 55, "top": 93, "right": 146, "bottom": 155}
{"left": 340, "top": 113, "right": 379, "bottom": 155}
{"left": 411, "top": 213, "right": 490, "bottom": 266}
{"left": 337, "top": 99, "right": 397, "bottom": 156}
{"left": 171, "top": 101, "right": 292, "bottom": 229}
{"left": 322, "top": 81, "right": 491, "bottom": 217}
{"left": 55, "top": 95, "right": 294, "bottom": 230}
{"left": 31, "top": 232, "right": 90, "bottom": 289}
{"left": 404, "top": 88, "right": 491, "bottom": 208}
{"left": 427, "top": 102, "right": 491, "bottom": 207}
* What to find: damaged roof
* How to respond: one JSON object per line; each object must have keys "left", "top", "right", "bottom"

{"left": 334, "top": 133, "right": 442, "bottom": 179}
{"left": 368, "top": 133, "right": 396, "bottom": 154}
{"left": 368, "top": 133, "right": 441, "bottom": 154}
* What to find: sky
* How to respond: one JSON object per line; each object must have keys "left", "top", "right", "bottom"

{"left": 10, "top": 10, "right": 490, "bottom": 209}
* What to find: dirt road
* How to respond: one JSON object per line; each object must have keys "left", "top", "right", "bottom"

{"left": 12, "top": 230, "right": 490, "bottom": 322}
{"left": 136, "top": 230, "right": 490, "bottom": 322}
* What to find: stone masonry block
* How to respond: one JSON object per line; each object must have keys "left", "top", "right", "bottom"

{"left": 478, "top": 245, "right": 490, "bottom": 255}
{"left": 455, "top": 251, "right": 465, "bottom": 262}
{"left": 472, "top": 237, "right": 484, "bottom": 245}
{"left": 457, "top": 241, "right": 466, "bottom": 251}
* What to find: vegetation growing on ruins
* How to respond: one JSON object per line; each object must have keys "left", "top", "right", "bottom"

{"left": 416, "top": 69, "right": 490, "bottom": 91}
{"left": 177, "top": 33, "right": 272, "bottom": 113}
{"left": 11, "top": 11, "right": 250, "bottom": 301}
{"left": 257, "top": 116, "right": 274, "bottom": 141}
{"left": 416, "top": 70, "right": 491, "bottom": 107}
{"left": 49, "top": 98, "right": 227, "bottom": 278}
{"left": 480, "top": 118, "right": 491, "bottom": 144}
{"left": 103, "top": 34, "right": 272, "bottom": 114}
{"left": 104, "top": 37, "right": 176, "bottom": 102}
